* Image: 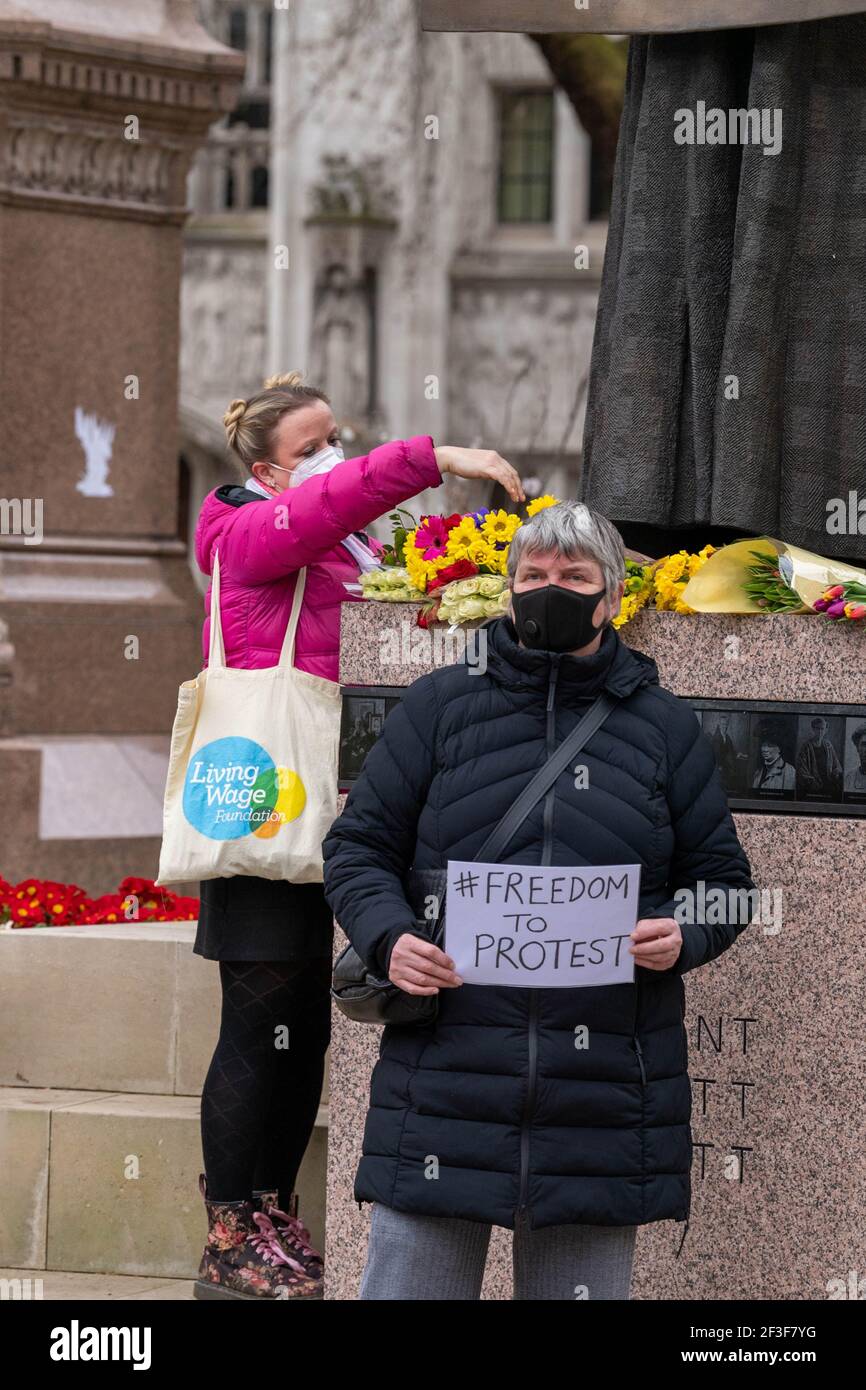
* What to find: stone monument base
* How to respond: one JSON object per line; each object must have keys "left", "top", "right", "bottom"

{"left": 324, "top": 604, "right": 866, "bottom": 1301}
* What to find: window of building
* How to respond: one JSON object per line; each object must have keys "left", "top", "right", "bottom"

{"left": 228, "top": 7, "right": 247, "bottom": 53}
{"left": 251, "top": 164, "right": 269, "bottom": 208}
{"left": 263, "top": 8, "right": 273, "bottom": 85}
{"left": 497, "top": 89, "right": 555, "bottom": 225}
{"left": 227, "top": 99, "right": 269, "bottom": 129}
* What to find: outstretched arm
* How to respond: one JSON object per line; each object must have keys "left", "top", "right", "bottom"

{"left": 208, "top": 440, "right": 526, "bottom": 586}
{"left": 212, "top": 436, "right": 442, "bottom": 584}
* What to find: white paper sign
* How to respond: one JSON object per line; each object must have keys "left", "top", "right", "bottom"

{"left": 444, "top": 860, "right": 642, "bottom": 988}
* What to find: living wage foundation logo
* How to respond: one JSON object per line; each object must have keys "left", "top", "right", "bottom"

{"left": 183, "top": 736, "right": 306, "bottom": 841}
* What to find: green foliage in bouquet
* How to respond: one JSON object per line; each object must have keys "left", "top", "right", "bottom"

{"left": 742, "top": 550, "right": 805, "bottom": 612}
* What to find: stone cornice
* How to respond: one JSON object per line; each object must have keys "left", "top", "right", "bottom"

{"left": 0, "top": 1, "right": 244, "bottom": 76}
{"left": 0, "top": 39, "right": 242, "bottom": 124}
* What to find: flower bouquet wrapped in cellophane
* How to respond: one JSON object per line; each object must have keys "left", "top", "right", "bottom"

{"left": 681, "top": 537, "right": 866, "bottom": 620}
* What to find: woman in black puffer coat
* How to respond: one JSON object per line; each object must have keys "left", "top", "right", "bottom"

{"left": 322, "top": 502, "right": 755, "bottom": 1300}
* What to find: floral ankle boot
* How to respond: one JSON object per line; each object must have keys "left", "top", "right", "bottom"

{"left": 254, "top": 1189, "right": 324, "bottom": 1283}
{"left": 195, "top": 1174, "right": 321, "bottom": 1300}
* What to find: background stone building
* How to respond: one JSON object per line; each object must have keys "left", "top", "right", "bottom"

{"left": 180, "top": 0, "right": 609, "bottom": 573}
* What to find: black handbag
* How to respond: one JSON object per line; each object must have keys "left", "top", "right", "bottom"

{"left": 330, "top": 691, "right": 619, "bottom": 1026}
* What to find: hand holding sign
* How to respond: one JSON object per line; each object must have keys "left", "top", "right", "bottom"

{"left": 629, "top": 917, "right": 683, "bottom": 971}
{"left": 445, "top": 860, "right": 642, "bottom": 988}
{"left": 388, "top": 934, "right": 463, "bottom": 996}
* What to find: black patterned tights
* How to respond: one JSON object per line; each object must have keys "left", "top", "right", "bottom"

{"left": 200, "top": 958, "right": 331, "bottom": 1210}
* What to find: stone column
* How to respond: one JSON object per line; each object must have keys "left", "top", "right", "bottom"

{"left": 0, "top": 1, "right": 242, "bottom": 887}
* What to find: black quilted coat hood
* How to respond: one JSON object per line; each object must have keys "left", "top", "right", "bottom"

{"left": 323, "top": 615, "right": 755, "bottom": 1233}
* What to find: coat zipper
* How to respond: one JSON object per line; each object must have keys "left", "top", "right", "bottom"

{"left": 630, "top": 953, "right": 647, "bottom": 1225}
{"left": 631, "top": 971, "right": 646, "bottom": 1084}
{"left": 517, "top": 655, "right": 561, "bottom": 1219}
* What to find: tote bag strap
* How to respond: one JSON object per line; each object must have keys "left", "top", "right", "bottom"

{"left": 278, "top": 567, "right": 307, "bottom": 669}
{"left": 207, "top": 550, "right": 227, "bottom": 670}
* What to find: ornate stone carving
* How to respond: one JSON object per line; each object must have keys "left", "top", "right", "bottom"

{"left": 309, "top": 154, "right": 396, "bottom": 222}
{"left": 2, "top": 115, "right": 189, "bottom": 214}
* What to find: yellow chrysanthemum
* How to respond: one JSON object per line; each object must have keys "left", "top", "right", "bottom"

{"left": 687, "top": 543, "right": 715, "bottom": 576}
{"left": 612, "top": 586, "right": 652, "bottom": 630}
{"left": 403, "top": 531, "right": 438, "bottom": 592}
{"left": 525, "top": 495, "right": 560, "bottom": 517}
{"left": 467, "top": 539, "right": 496, "bottom": 568}
{"left": 651, "top": 549, "right": 705, "bottom": 613}
{"left": 446, "top": 517, "right": 480, "bottom": 550}
{"left": 481, "top": 509, "right": 521, "bottom": 545}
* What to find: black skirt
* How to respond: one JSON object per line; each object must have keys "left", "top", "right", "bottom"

{"left": 193, "top": 876, "right": 335, "bottom": 962}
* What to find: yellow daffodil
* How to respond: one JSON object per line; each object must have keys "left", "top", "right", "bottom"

{"left": 526, "top": 495, "right": 560, "bottom": 517}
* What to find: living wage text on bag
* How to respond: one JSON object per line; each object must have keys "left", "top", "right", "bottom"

{"left": 444, "top": 860, "right": 641, "bottom": 987}
{"left": 156, "top": 550, "right": 341, "bottom": 885}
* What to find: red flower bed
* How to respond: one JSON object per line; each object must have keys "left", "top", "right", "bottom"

{"left": 0, "top": 875, "right": 199, "bottom": 928}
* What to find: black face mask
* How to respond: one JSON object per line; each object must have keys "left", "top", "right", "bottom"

{"left": 511, "top": 583, "right": 607, "bottom": 653}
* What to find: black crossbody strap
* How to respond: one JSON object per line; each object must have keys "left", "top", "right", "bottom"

{"left": 474, "top": 691, "right": 619, "bottom": 865}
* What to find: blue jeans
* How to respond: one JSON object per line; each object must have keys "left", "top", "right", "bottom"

{"left": 359, "top": 1202, "right": 637, "bottom": 1300}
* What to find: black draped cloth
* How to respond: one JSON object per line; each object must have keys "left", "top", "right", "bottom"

{"left": 581, "top": 16, "right": 866, "bottom": 562}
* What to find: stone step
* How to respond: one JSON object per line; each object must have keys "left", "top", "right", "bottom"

{"left": 0, "top": 1267, "right": 194, "bottom": 1301}
{"left": 0, "top": 1087, "right": 327, "bottom": 1280}
{"left": 0, "top": 922, "right": 329, "bottom": 1100}
{"left": 1, "top": 922, "right": 220, "bottom": 1096}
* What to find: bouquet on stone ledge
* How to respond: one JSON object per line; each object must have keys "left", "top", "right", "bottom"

{"left": 681, "top": 537, "right": 866, "bottom": 622}
{"left": 360, "top": 497, "right": 560, "bottom": 627}
{"left": 360, "top": 507, "right": 866, "bottom": 630}
{"left": 616, "top": 545, "right": 716, "bottom": 625}
{"left": 0, "top": 875, "right": 199, "bottom": 928}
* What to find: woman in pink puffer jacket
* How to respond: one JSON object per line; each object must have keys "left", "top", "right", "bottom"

{"left": 192, "top": 371, "right": 524, "bottom": 1302}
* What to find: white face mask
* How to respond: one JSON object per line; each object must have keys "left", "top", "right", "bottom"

{"left": 251, "top": 443, "right": 345, "bottom": 497}
{"left": 286, "top": 442, "right": 345, "bottom": 488}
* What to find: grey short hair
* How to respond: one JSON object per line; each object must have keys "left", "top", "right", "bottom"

{"left": 507, "top": 502, "right": 626, "bottom": 598}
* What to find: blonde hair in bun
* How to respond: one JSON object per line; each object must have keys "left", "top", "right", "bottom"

{"left": 222, "top": 371, "right": 330, "bottom": 472}
{"left": 223, "top": 398, "right": 249, "bottom": 452}
{"left": 263, "top": 370, "right": 304, "bottom": 390}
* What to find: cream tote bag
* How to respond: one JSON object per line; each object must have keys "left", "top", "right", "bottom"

{"left": 157, "top": 552, "right": 341, "bottom": 885}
